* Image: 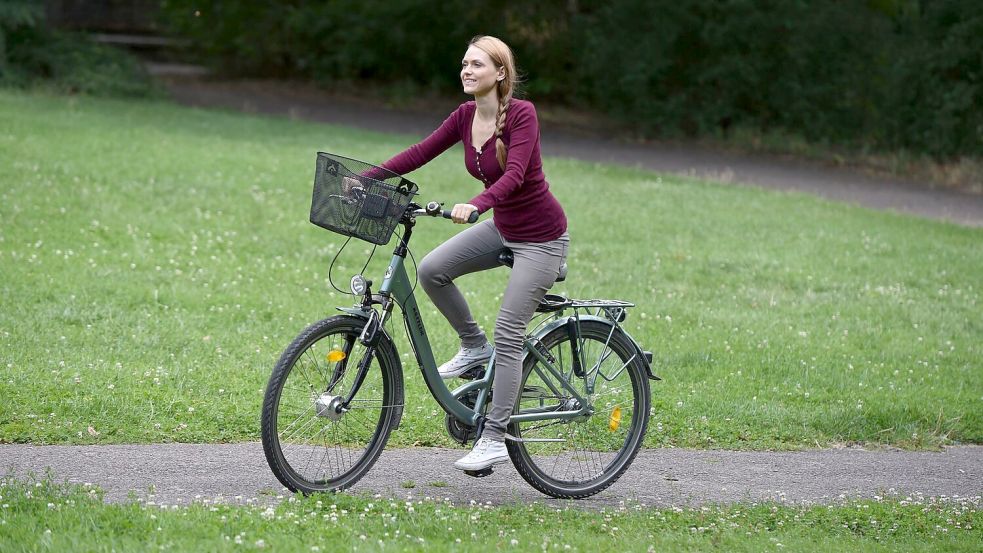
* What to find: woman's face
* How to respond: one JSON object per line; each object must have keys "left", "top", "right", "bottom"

{"left": 461, "top": 46, "right": 503, "bottom": 97}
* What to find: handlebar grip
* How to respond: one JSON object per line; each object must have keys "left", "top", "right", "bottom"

{"left": 441, "top": 210, "right": 480, "bottom": 224}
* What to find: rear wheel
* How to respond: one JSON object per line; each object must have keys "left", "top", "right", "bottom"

{"left": 261, "top": 316, "right": 403, "bottom": 494}
{"left": 507, "top": 320, "right": 650, "bottom": 499}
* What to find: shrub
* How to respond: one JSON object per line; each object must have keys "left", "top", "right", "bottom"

{"left": 158, "top": 0, "right": 981, "bottom": 159}
{"left": 886, "top": 0, "right": 983, "bottom": 157}
{"left": 1, "top": 1, "right": 156, "bottom": 97}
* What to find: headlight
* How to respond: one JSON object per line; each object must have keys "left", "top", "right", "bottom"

{"left": 350, "top": 274, "right": 368, "bottom": 296}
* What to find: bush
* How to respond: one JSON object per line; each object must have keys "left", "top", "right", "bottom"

{"left": 158, "top": 0, "right": 981, "bottom": 159}
{"left": 887, "top": 0, "right": 983, "bottom": 157}
{"left": 0, "top": 0, "right": 44, "bottom": 84}
{"left": 0, "top": 1, "right": 156, "bottom": 97}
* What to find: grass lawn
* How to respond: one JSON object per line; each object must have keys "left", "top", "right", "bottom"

{"left": 0, "top": 90, "right": 980, "bottom": 449}
{"left": 0, "top": 476, "right": 979, "bottom": 552}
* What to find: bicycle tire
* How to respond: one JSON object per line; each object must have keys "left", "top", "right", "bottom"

{"left": 261, "top": 315, "right": 403, "bottom": 494}
{"left": 506, "top": 319, "right": 650, "bottom": 499}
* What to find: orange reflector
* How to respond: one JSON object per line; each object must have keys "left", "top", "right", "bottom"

{"left": 608, "top": 406, "right": 622, "bottom": 432}
{"left": 327, "top": 350, "right": 346, "bottom": 363}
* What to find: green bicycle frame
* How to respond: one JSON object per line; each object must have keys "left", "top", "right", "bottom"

{"left": 345, "top": 237, "right": 592, "bottom": 430}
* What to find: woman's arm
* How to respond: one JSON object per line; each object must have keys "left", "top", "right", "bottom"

{"left": 376, "top": 106, "right": 464, "bottom": 176}
{"left": 467, "top": 102, "right": 538, "bottom": 213}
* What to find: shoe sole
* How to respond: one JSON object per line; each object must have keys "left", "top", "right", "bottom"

{"left": 453, "top": 454, "right": 509, "bottom": 472}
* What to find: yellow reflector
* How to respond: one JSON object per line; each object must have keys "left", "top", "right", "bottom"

{"left": 608, "top": 406, "right": 622, "bottom": 432}
{"left": 327, "top": 350, "right": 347, "bottom": 363}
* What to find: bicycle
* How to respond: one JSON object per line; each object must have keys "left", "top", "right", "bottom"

{"left": 261, "top": 152, "right": 660, "bottom": 499}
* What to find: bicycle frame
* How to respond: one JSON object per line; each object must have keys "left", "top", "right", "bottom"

{"left": 340, "top": 219, "right": 592, "bottom": 432}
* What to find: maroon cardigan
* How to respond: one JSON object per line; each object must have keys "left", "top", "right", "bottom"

{"left": 380, "top": 99, "right": 567, "bottom": 242}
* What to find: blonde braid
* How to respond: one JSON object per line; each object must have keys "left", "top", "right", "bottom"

{"left": 494, "top": 89, "right": 511, "bottom": 171}
{"left": 469, "top": 35, "right": 517, "bottom": 172}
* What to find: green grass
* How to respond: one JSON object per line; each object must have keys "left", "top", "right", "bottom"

{"left": 0, "top": 90, "right": 980, "bottom": 449}
{"left": 0, "top": 476, "right": 979, "bottom": 552}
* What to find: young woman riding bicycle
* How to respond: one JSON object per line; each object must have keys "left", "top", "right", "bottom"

{"left": 375, "top": 35, "right": 569, "bottom": 472}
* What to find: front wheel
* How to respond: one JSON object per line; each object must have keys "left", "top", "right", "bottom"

{"left": 507, "top": 320, "right": 650, "bottom": 499}
{"left": 261, "top": 315, "right": 404, "bottom": 494}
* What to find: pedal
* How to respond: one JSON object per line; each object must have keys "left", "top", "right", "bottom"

{"left": 463, "top": 467, "right": 494, "bottom": 478}
{"left": 458, "top": 366, "right": 486, "bottom": 380}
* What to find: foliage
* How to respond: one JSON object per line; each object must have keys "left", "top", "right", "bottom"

{"left": 0, "top": 2, "right": 155, "bottom": 96}
{"left": 0, "top": 0, "right": 43, "bottom": 76}
{"left": 886, "top": 0, "right": 983, "bottom": 157}
{"left": 159, "top": 0, "right": 981, "bottom": 159}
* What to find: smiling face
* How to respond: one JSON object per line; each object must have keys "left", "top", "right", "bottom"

{"left": 461, "top": 45, "right": 504, "bottom": 98}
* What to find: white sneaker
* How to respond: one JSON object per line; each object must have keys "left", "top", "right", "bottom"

{"left": 453, "top": 437, "right": 509, "bottom": 471}
{"left": 437, "top": 343, "right": 493, "bottom": 379}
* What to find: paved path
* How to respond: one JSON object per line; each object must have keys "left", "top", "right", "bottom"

{"left": 163, "top": 78, "right": 983, "bottom": 227}
{"left": 3, "top": 444, "right": 980, "bottom": 508}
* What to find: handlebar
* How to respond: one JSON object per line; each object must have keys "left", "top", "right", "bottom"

{"left": 441, "top": 209, "right": 480, "bottom": 224}
{"left": 411, "top": 201, "right": 479, "bottom": 224}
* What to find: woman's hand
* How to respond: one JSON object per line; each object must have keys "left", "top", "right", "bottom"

{"left": 341, "top": 176, "right": 363, "bottom": 198}
{"left": 450, "top": 203, "right": 478, "bottom": 224}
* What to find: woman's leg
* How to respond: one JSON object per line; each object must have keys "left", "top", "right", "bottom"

{"left": 418, "top": 219, "right": 504, "bottom": 348}
{"left": 483, "top": 234, "right": 569, "bottom": 442}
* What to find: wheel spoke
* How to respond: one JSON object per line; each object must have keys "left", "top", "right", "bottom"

{"left": 508, "top": 321, "right": 649, "bottom": 498}
{"left": 262, "top": 318, "right": 399, "bottom": 493}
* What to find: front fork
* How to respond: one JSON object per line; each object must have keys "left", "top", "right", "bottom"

{"left": 340, "top": 292, "right": 395, "bottom": 409}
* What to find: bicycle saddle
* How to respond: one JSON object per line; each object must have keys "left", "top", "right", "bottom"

{"left": 497, "top": 249, "right": 567, "bottom": 282}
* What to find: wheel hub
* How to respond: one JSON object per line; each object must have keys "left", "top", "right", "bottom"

{"left": 314, "top": 393, "right": 345, "bottom": 421}
{"left": 561, "top": 397, "right": 581, "bottom": 411}
{"left": 561, "top": 397, "right": 593, "bottom": 421}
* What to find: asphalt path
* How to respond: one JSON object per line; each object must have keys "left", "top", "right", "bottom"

{"left": 162, "top": 78, "right": 983, "bottom": 227}
{"left": 3, "top": 443, "right": 980, "bottom": 508}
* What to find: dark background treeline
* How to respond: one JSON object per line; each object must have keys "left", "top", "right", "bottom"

{"left": 4, "top": 1, "right": 980, "bottom": 159}
{"left": 158, "top": 0, "right": 980, "bottom": 160}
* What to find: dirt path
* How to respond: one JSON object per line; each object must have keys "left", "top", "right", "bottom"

{"left": 162, "top": 78, "right": 983, "bottom": 227}
{"left": 3, "top": 443, "right": 980, "bottom": 508}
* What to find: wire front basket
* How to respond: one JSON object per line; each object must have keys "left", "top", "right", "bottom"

{"left": 310, "top": 152, "right": 418, "bottom": 245}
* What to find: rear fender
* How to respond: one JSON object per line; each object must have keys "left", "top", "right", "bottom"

{"left": 530, "top": 315, "right": 661, "bottom": 381}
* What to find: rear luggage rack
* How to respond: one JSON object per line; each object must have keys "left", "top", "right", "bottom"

{"left": 536, "top": 294, "right": 634, "bottom": 313}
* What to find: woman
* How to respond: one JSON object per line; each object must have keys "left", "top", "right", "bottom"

{"left": 378, "top": 35, "right": 568, "bottom": 472}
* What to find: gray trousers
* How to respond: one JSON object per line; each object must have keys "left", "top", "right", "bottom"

{"left": 418, "top": 219, "right": 569, "bottom": 441}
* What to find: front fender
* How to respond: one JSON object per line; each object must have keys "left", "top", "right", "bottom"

{"left": 337, "top": 306, "right": 373, "bottom": 319}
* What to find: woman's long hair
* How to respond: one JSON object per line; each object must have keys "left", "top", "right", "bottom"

{"left": 469, "top": 35, "right": 518, "bottom": 171}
